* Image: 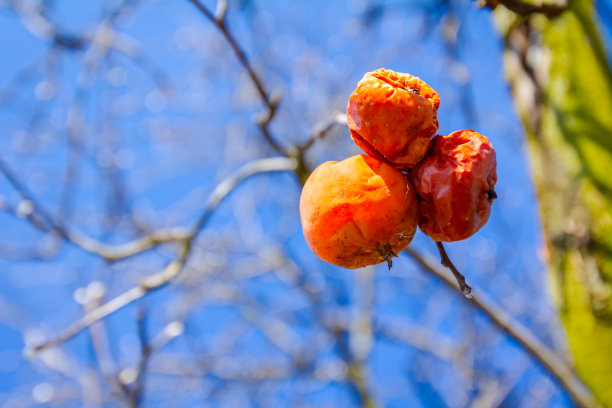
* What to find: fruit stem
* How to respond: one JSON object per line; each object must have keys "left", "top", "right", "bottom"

{"left": 377, "top": 244, "right": 396, "bottom": 270}
{"left": 435, "top": 241, "right": 473, "bottom": 298}
{"left": 384, "top": 254, "right": 393, "bottom": 270}
{"left": 487, "top": 187, "right": 498, "bottom": 201}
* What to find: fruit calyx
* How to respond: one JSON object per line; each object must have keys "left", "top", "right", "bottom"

{"left": 487, "top": 187, "right": 498, "bottom": 201}
{"left": 376, "top": 243, "right": 397, "bottom": 270}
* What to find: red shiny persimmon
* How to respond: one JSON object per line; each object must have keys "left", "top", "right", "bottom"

{"left": 299, "top": 154, "right": 419, "bottom": 268}
{"left": 347, "top": 68, "right": 440, "bottom": 170}
{"left": 411, "top": 129, "right": 497, "bottom": 242}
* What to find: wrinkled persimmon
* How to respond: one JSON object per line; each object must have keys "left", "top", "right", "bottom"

{"left": 411, "top": 129, "right": 497, "bottom": 242}
{"left": 299, "top": 154, "right": 418, "bottom": 269}
{"left": 347, "top": 68, "right": 440, "bottom": 169}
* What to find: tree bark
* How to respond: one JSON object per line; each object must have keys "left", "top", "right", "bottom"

{"left": 495, "top": 1, "right": 612, "bottom": 405}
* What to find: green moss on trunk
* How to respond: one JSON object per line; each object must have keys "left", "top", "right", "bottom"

{"left": 495, "top": 1, "right": 612, "bottom": 405}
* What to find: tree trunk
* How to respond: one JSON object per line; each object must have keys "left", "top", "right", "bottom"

{"left": 495, "top": 1, "right": 612, "bottom": 405}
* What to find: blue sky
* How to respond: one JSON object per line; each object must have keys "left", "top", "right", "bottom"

{"left": 0, "top": 0, "right": 601, "bottom": 406}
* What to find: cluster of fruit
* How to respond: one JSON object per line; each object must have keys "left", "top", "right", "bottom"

{"left": 300, "top": 68, "right": 497, "bottom": 269}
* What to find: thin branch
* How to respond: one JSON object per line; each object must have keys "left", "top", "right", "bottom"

{"left": 27, "top": 285, "right": 148, "bottom": 355}
{"left": 79, "top": 284, "right": 126, "bottom": 401}
{"left": 130, "top": 308, "right": 149, "bottom": 408}
{"left": 189, "top": 157, "right": 298, "bottom": 233}
{"left": 121, "top": 313, "right": 185, "bottom": 407}
{"left": 71, "top": 228, "right": 191, "bottom": 261}
{"left": 0, "top": 156, "right": 59, "bottom": 233}
{"left": 435, "top": 241, "right": 472, "bottom": 298}
{"left": 482, "top": 0, "right": 569, "bottom": 17}
{"left": 187, "top": 0, "right": 286, "bottom": 156}
{"left": 281, "top": 250, "right": 378, "bottom": 408}
{"left": 403, "top": 247, "right": 600, "bottom": 408}
{"left": 214, "top": 0, "right": 228, "bottom": 22}
{"left": 0, "top": 155, "right": 180, "bottom": 260}
{"left": 1, "top": 153, "right": 298, "bottom": 262}
{"left": 334, "top": 326, "right": 377, "bottom": 408}
{"left": 297, "top": 112, "right": 347, "bottom": 152}
{"left": 25, "top": 157, "right": 298, "bottom": 355}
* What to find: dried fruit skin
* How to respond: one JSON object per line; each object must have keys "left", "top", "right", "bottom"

{"left": 347, "top": 68, "right": 440, "bottom": 169}
{"left": 299, "top": 154, "right": 418, "bottom": 268}
{"left": 411, "top": 130, "right": 497, "bottom": 242}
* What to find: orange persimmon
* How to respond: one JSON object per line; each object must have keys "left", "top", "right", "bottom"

{"left": 347, "top": 68, "right": 440, "bottom": 169}
{"left": 411, "top": 129, "right": 497, "bottom": 242}
{"left": 299, "top": 154, "right": 418, "bottom": 269}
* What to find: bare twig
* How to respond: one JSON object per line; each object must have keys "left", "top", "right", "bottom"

{"left": 435, "top": 241, "right": 473, "bottom": 298}
{"left": 297, "top": 112, "right": 347, "bottom": 152}
{"left": 1, "top": 153, "right": 300, "bottom": 263}
{"left": 78, "top": 282, "right": 125, "bottom": 400}
{"left": 403, "top": 247, "right": 600, "bottom": 408}
{"left": 279, "top": 251, "right": 378, "bottom": 408}
{"left": 189, "top": 157, "right": 297, "bottom": 233}
{"left": 130, "top": 308, "right": 149, "bottom": 408}
{"left": 125, "top": 313, "right": 184, "bottom": 407}
{"left": 214, "top": 0, "right": 228, "bottom": 21}
{"left": 334, "top": 326, "right": 377, "bottom": 408}
{"left": 28, "top": 285, "right": 148, "bottom": 355}
{"left": 0, "top": 156, "right": 59, "bottom": 233}
{"left": 187, "top": 0, "right": 286, "bottom": 156}
{"left": 26, "top": 157, "right": 297, "bottom": 355}
{"left": 0, "top": 155, "right": 178, "bottom": 260}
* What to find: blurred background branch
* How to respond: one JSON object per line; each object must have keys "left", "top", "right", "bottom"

{"left": 0, "top": 0, "right": 609, "bottom": 407}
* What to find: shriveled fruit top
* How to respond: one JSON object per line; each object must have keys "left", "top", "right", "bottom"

{"left": 411, "top": 129, "right": 497, "bottom": 242}
{"left": 367, "top": 68, "right": 440, "bottom": 109}
{"left": 347, "top": 68, "right": 440, "bottom": 170}
{"left": 299, "top": 154, "right": 418, "bottom": 269}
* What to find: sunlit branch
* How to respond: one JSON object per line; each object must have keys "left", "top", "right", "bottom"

{"left": 334, "top": 326, "right": 378, "bottom": 408}
{"left": 187, "top": 0, "right": 286, "bottom": 156}
{"left": 280, "top": 251, "right": 378, "bottom": 408}
{"left": 0, "top": 154, "right": 165, "bottom": 260}
{"left": 26, "top": 157, "right": 298, "bottom": 355}
{"left": 214, "top": 0, "right": 228, "bottom": 21}
{"left": 128, "top": 308, "right": 150, "bottom": 408}
{"left": 403, "top": 247, "right": 600, "bottom": 408}
{"left": 2, "top": 148, "right": 299, "bottom": 260}
{"left": 128, "top": 311, "right": 186, "bottom": 407}
{"left": 79, "top": 284, "right": 126, "bottom": 401}
{"left": 297, "top": 112, "right": 347, "bottom": 152}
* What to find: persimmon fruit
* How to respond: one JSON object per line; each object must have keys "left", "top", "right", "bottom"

{"left": 411, "top": 129, "right": 497, "bottom": 242}
{"left": 299, "top": 154, "right": 418, "bottom": 269}
{"left": 347, "top": 68, "right": 440, "bottom": 170}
